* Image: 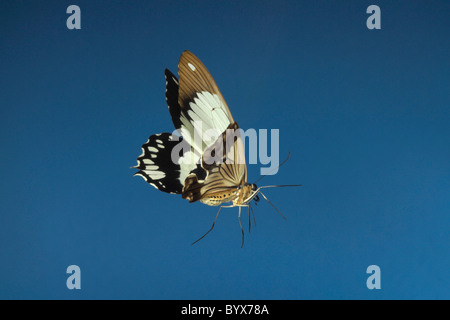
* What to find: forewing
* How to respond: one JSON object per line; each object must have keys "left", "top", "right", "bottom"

{"left": 177, "top": 51, "right": 234, "bottom": 156}
{"left": 178, "top": 51, "right": 234, "bottom": 123}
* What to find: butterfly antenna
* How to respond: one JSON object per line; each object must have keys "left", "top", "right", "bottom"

{"left": 252, "top": 152, "right": 292, "bottom": 185}
{"left": 191, "top": 205, "right": 223, "bottom": 246}
{"left": 259, "top": 191, "right": 287, "bottom": 220}
{"left": 258, "top": 184, "right": 302, "bottom": 189}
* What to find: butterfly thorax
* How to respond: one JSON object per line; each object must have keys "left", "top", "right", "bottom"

{"left": 199, "top": 184, "right": 254, "bottom": 207}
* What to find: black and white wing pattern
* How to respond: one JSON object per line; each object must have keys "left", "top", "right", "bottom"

{"left": 163, "top": 51, "right": 236, "bottom": 186}
{"left": 133, "top": 133, "right": 185, "bottom": 194}
{"left": 169, "top": 51, "right": 235, "bottom": 162}
{"left": 135, "top": 51, "right": 246, "bottom": 203}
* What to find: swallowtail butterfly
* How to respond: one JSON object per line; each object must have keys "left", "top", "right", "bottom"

{"left": 133, "top": 51, "right": 300, "bottom": 246}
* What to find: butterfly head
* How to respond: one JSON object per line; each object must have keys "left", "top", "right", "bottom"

{"left": 238, "top": 183, "right": 260, "bottom": 205}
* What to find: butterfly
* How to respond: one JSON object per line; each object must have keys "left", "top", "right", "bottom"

{"left": 133, "top": 51, "right": 300, "bottom": 247}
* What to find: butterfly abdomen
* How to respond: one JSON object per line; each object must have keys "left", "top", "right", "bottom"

{"left": 200, "top": 190, "right": 240, "bottom": 206}
{"left": 197, "top": 184, "right": 254, "bottom": 207}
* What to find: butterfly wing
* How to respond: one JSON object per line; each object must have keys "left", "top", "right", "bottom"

{"left": 178, "top": 51, "right": 234, "bottom": 123}
{"left": 182, "top": 122, "right": 247, "bottom": 204}
{"left": 165, "top": 51, "right": 238, "bottom": 185}
{"left": 136, "top": 51, "right": 246, "bottom": 201}
{"left": 133, "top": 133, "right": 185, "bottom": 194}
{"left": 174, "top": 51, "right": 234, "bottom": 158}
{"left": 164, "top": 68, "right": 182, "bottom": 130}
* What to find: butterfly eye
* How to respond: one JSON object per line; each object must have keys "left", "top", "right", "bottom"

{"left": 251, "top": 184, "right": 257, "bottom": 191}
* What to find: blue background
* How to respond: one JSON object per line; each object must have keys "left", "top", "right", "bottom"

{"left": 1, "top": 0, "right": 449, "bottom": 299}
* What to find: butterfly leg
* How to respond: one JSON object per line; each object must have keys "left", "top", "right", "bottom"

{"left": 248, "top": 205, "right": 251, "bottom": 234}
{"left": 191, "top": 205, "right": 233, "bottom": 246}
{"left": 248, "top": 204, "right": 256, "bottom": 234}
{"left": 238, "top": 206, "right": 244, "bottom": 248}
{"left": 259, "top": 191, "right": 287, "bottom": 220}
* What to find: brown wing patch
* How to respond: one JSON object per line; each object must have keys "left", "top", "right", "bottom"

{"left": 178, "top": 51, "right": 234, "bottom": 123}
